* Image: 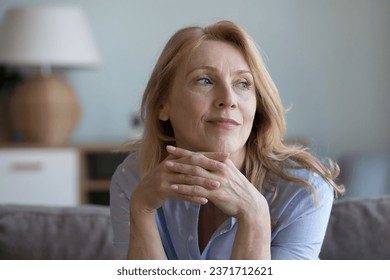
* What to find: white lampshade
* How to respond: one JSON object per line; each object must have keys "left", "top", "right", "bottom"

{"left": 0, "top": 5, "right": 100, "bottom": 67}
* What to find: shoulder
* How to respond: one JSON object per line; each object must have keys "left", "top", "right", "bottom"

{"left": 284, "top": 168, "right": 334, "bottom": 201}
{"left": 269, "top": 167, "right": 334, "bottom": 201}
{"left": 266, "top": 167, "right": 334, "bottom": 226}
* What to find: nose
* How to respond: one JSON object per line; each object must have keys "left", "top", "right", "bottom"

{"left": 214, "top": 83, "right": 237, "bottom": 109}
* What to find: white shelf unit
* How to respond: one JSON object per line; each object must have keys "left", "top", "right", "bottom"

{"left": 0, "top": 147, "right": 80, "bottom": 206}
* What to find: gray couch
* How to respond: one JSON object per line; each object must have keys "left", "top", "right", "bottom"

{"left": 0, "top": 205, "right": 114, "bottom": 260}
{"left": 1, "top": 195, "right": 390, "bottom": 260}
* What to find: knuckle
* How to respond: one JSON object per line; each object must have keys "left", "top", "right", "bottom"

{"left": 215, "top": 192, "right": 227, "bottom": 203}
{"left": 184, "top": 175, "right": 195, "bottom": 185}
{"left": 179, "top": 173, "right": 187, "bottom": 182}
{"left": 188, "top": 154, "right": 196, "bottom": 161}
{"left": 193, "top": 185, "right": 203, "bottom": 195}
{"left": 199, "top": 153, "right": 209, "bottom": 162}
{"left": 193, "top": 166, "right": 204, "bottom": 175}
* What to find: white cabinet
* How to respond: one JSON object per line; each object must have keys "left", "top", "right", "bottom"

{"left": 0, "top": 148, "right": 80, "bottom": 206}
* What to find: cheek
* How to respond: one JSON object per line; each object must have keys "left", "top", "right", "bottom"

{"left": 241, "top": 102, "right": 257, "bottom": 137}
{"left": 243, "top": 98, "right": 257, "bottom": 123}
{"left": 170, "top": 90, "right": 209, "bottom": 117}
{"left": 169, "top": 97, "right": 207, "bottom": 129}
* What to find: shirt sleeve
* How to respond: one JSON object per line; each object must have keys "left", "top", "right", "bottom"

{"left": 109, "top": 153, "right": 140, "bottom": 260}
{"left": 270, "top": 172, "right": 334, "bottom": 260}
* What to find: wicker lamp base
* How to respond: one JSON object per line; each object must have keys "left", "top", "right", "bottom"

{"left": 10, "top": 75, "right": 80, "bottom": 146}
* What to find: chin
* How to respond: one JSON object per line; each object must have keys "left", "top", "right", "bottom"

{"left": 177, "top": 136, "right": 245, "bottom": 154}
{"left": 196, "top": 142, "right": 241, "bottom": 154}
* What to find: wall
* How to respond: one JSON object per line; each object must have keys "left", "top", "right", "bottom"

{"left": 0, "top": 0, "right": 389, "bottom": 160}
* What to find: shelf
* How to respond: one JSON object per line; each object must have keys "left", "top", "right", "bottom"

{"left": 0, "top": 143, "right": 129, "bottom": 205}
{"left": 0, "top": 147, "right": 80, "bottom": 206}
{"left": 84, "top": 179, "right": 112, "bottom": 191}
{"left": 78, "top": 144, "right": 129, "bottom": 204}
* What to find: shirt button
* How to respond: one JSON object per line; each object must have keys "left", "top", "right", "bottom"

{"left": 121, "top": 167, "right": 126, "bottom": 173}
{"left": 188, "top": 235, "right": 194, "bottom": 241}
{"left": 119, "top": 193, "right": 125, "bottom": 198}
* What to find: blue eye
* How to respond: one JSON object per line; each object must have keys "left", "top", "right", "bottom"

{"left": 197, "top": 78, "right": 212, "bottom": 85}
{"left": 238, "top": 81, "right": 250, "bottom": 89}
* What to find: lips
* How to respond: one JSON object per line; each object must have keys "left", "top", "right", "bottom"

{"left": 206, "top": 117, "right": 240, "bottom": 126}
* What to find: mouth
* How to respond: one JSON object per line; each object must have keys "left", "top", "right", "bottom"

{"left": 206, "top": 117, "right": 240, "bottom": 128}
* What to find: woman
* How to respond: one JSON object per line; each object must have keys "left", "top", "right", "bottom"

{"left": 110, "top": 20, "right": 344, "bottom": 260}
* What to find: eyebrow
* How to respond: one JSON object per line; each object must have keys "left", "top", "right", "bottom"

{"left": 185, "top": 66, "right": 253, "bottom": 78}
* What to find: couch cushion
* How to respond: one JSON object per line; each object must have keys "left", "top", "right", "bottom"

{"left": 2, "top": 196, "right": 389, "bottom": 260}
{"left": 320, "top": 195, "right": 390, "bottom": 259}
{"left": 0, "top": 204, "right": 115, "bottom": 260}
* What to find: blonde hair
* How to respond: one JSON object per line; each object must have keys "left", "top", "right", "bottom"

{"left": 131, "top": 20, "right": 344, "bottom": 201}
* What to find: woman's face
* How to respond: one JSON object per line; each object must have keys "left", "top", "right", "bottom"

{"left": 159, "top": 39, "right": 257, "bottom": 159}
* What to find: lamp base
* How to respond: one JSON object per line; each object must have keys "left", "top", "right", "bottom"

{"left": 10, "top": 75, "right": 80, "bottom": 146}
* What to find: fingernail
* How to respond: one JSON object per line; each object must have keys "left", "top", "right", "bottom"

{"left": 216, "top": 162, "right": 225, "bottom": 169}
{"left": 199, "top": 198, "right": 208, "bottom": 204}
{"left": 170, "top": 184, "right": 178, "bottom": 190}
{"left": 211, "top": 180, "right": 220, "bottom": 188}
{"left": 165, "top": 161, "right": 174, "bottom": 167}
{"left": 166, "top": 145, "right": 176, "bottom": 151}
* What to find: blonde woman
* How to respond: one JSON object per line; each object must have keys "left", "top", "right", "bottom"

{"left": 110, "top": 20, "right": 344, "bottom": 260}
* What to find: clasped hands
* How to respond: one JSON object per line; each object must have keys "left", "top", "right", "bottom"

{"left": 131, "top": 145, "right": 266, "bottom": 220}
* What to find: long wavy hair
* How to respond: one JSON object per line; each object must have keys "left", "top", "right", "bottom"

{"left": 131, "top": 20, "right": 344, "bottom": 201}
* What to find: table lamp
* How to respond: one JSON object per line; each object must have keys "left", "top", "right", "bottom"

{"left": 0, "top": 5, "right": 100, "bottom": 145}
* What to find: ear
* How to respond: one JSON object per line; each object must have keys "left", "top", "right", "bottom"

{"left": 158, "top": 103, "right": 170, "bottom": 121}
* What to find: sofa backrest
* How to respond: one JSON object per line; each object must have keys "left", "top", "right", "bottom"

{"left": 0, "top": 204, "right": 115, "bottom": 260}
{"left": 1, "top": 195, "right": 390, "bottom": 260}
{"left": 320, "top": 195, "right": 390, "bottom": 260}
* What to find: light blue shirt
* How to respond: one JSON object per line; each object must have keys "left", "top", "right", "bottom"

{"left": 110, "top": 152, "right": 334, "bottom": 260}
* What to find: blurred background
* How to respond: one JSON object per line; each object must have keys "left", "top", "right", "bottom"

{"left": 0, "top": 0, "right": 389, "bottom": 205}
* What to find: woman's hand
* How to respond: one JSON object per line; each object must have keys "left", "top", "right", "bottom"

{"left": 165, "top": 146, "right": 269, "bottom": 220}
{"left": 130, "top": 146, "right": 229, "bottom": 215}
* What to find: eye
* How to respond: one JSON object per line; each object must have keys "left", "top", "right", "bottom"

{"left": 237, "top": 80, "right": 251, "bottom": 90}
{"left": 196, "top": 77, "right": 213, "bottom": 85}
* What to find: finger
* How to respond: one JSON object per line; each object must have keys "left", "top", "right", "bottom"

{"left": 170, "top": 184, "right": 211, "bottom": 200}
{"left": 175, "top": 194, "right": 209, "bottom": 205}
{"left": 168, "top": 171, "right": 220, "bottom": 190}
{"left": 165, "top": 161, "right": 221, "bottom": 188}
{"left": 167, "top": 145, "right": 229, "bottom": 162}
{"left": 169, "top": 184, "right": 209, "bottom": 205}
{"left": 166, "top": 146, "right": 227, "bottom": 170}
{"left": 165, "top": 161, "right": 220, "bottom": 189}
{"left": 201, "top": 151, "right": 230, "bottom": 162}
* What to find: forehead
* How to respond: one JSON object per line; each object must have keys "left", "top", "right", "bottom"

{"left": 183, "top": 39, "right": 250, "bottom": 72}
